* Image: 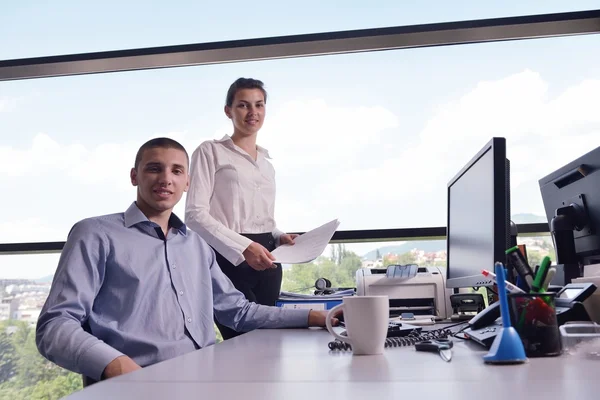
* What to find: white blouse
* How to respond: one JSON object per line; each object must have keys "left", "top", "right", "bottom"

{"left": 185, "top": 135, "right": 284, "bottom": 266}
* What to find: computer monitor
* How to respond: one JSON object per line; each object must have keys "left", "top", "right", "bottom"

{"left": 446, "top": 137, "right": 511, "bottom": 289}
{"left": 539, "top": 145, "right": 600, "bottom": 284}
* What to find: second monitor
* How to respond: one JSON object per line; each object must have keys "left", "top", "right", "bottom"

{"left": 539, "top": 145, "right": 600, "bottom": 283}
{"left": 446, "top": 137, "right": 511, "bottom": 289}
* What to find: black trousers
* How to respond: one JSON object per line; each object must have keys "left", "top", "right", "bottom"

{"left": 213, "top": 233, "right": 282, "bottom": 340}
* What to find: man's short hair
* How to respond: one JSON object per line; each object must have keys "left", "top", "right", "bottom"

{"left": 225, "top": 78, "right": 267, "bottom": 107}
{"left": 134, "top": 138, "right": 189, "bottom": 169}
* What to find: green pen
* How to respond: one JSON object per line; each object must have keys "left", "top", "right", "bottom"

{"left": 517, "top": 256, "right": 552, "bottom": 329}
{"left": 505, "top": 246, "right": 534, "bottom": 290}
{"left": 531, "top": 256, "right": 551, "bottom": 293}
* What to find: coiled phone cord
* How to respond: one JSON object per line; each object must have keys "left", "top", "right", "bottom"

{"left": 327, "top": 326, "right": 455, "bottom": 351}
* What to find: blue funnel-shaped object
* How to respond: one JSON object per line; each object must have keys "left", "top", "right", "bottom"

{"left": 483, "top": 262, "right": 527, "bottom": 364}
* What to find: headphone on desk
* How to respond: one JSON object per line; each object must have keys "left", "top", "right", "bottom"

{"left": 314, "top": 278, "right": 336, "bottom": 295}
{"left": 314, "top": 278, "right": 355, "bottom": 295}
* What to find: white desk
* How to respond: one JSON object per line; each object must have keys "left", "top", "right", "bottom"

{"left": 66, "top": 328, "right": 600, "bottom": 400}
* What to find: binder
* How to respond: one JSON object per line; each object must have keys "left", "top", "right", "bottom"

{"left": 275, "top": 298, "right": 343, "bottom": 310}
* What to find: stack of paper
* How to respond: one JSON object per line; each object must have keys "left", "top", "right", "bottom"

{"left": 278, "top": 289, "right": 355, "bottom": 300}
{"left": 271, "top": 219, "right": 340, "bottom": 264}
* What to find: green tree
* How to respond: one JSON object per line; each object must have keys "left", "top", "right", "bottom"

{"left": 397, "top": 251, "right": 417, "bottom": 265}
{"left": 27, "top": 373, "right": 83, "bottom": 400}
{"left": 527, "top": 249, "right": 543, "bottom": 269}
{"left": 0, "top": 329, "right": 17, "bottom": 383}
{"left": 281, "top": 249, "right": 362, "bottom": 292}
{"left": 382, "top": 251, "right": 417, "bottom": 267}
{"left": 0, "top": 321, "right": 82, "bottom": 399}
{"left": 337, "top": 253, "right": 362, "bottom": 288}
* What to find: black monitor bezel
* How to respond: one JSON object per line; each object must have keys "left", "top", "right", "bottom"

{"left": 446, "top": 137, "right": 508, "bottom": 289}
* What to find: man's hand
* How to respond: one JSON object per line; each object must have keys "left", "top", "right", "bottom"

{"left": 243, "top": 242, "right": 276, "bottom": 271}
{"left": 279, "top": 233, "right": 299, "bottom": 246}
{"left": 102, "top": 356, "right": 142, "bottom": 380}
{"left": 308, "top": 309, "right": 340, "bottom": 327}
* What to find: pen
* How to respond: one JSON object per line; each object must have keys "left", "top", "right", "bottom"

{"left": 505, "top": 246, "right": 534, "bottom": 291}
{"left": 531, "top": 256, "right": 551, "bottom": 293}
{"left": 481, "top": 269, "right": 525, "bottom": 294}
{"left": 541, "top": 267, "right": 556, "bottom": 292}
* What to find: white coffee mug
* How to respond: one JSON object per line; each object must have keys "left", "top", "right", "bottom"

{"left": 325, "top": 295, "right": 389, "bottom": 355}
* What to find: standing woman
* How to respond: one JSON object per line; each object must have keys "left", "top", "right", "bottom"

{"left": 185, "top": 78, "right": 298, "bottom": 340}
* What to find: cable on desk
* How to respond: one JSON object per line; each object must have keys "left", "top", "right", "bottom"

{"left": 328, "top": 322, "right": 468, "bottom": 351}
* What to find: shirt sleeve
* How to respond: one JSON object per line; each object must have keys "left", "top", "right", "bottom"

{"left": 36, "top": 219, "right": 125, "bottom": 381}
{"left": 185, "top": 143, "right": 253, "bottom": 266}
{"left": 206, "top": 242, "right": 310, "bottom": 330}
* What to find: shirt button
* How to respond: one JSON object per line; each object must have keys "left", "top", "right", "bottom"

{"left": 172, "top": 264, "right": 177, "bottom": 269}
{"left": 187, "top": 318, "right": 192, "bottom": 323}
{"left": 179, "top": 291, "right": 184, "bottom": 296}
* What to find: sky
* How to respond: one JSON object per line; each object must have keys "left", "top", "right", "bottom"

{"left": 1, "top": 1, "right": 600, "bottom": 279}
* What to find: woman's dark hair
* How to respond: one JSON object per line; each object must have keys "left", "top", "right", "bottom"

{"left": 225, "top": 78, "right": 267, "bottom": 107}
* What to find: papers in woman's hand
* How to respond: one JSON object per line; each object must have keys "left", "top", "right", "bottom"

{"left": 271, "top": 219, "right": 340, "bottom": 264}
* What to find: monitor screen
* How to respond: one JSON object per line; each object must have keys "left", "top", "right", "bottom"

{"left": 446, "top": 137, "right": 510, "bottom": 289}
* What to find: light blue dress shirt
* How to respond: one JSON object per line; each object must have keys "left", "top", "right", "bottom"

{"left": 36, "top": 202, "right": 310, "bottom": 381}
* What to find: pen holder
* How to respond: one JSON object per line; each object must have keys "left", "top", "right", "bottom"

{"left": 508, "top": 293, "right": 562, "bottom": 357}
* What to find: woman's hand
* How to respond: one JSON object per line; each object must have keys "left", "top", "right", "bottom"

{"left": 243, "top": 242, "right": 277, "bottom": 271}
{"left": 279, "top": 233, "right": 299, "bottom": 246}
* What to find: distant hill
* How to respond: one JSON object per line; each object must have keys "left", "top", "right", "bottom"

{"left": 35, "top": 275, "right": 54, "bottom": 283}
{"left": 512, "top": 213, "right": 547, "bottom": 224}
{"left": 362, "top": 240, "right": 446, "bottom": 261}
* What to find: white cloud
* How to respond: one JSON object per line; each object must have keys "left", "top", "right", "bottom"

{"left": 0, "top": 218, "right": 67, "bottom": 243}
{"left": 0, "top": 131, "right": 203, "bottom": 189}
{"left": 1, "top": 70, "right": 599, "bottom": 268}
{"left": 262, "top": 99, "right": 400, "bottom": 166}
{"left": 273, "top": 70, "right": 600, "bottom": 231}
{"left": 0, "top": 253, "right": 61, "bottom": 280}
{"left": 0, "top": 96, "right": 19, "bottom": 113}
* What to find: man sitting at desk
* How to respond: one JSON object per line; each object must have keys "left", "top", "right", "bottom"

{"left": 36, "top": 137, "right": 334, "bottom": 384}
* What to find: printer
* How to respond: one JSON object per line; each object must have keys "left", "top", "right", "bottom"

{"left": 356, "top": 265, "right": 453, "bottom": 320}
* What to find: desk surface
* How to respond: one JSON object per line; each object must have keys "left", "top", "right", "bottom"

{"left": 66, "top": 327, "right": 600, "bottom": 400}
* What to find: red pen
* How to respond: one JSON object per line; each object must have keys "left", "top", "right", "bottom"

{"left": 482, "top": 269, "right": 526, "bottom": 294}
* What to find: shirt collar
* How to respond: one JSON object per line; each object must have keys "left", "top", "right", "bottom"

{"left": 124, "top": 202, "right": 187, "bottom": 235}
{"left": 216, "top": 134, "right": 271, "bottom": 159}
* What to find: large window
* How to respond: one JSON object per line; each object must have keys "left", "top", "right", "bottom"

{"left": 1, "top": 33, "right": 599, "bottom": 243}
{"left": 2, "top": 5, "right": 599, "bottom": 398}
{"left": 0, "top": 254, "right": 82, "bottom": 399}
{"left": 282, "top": 239, "right": 447, "bottom": 293}
{"left": 1, "top": 1, "right": 598, "bottom": 59}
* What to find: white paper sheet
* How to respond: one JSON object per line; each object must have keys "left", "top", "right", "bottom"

{"left": 271, "top": 219, "right": 340, "bottom": 264}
